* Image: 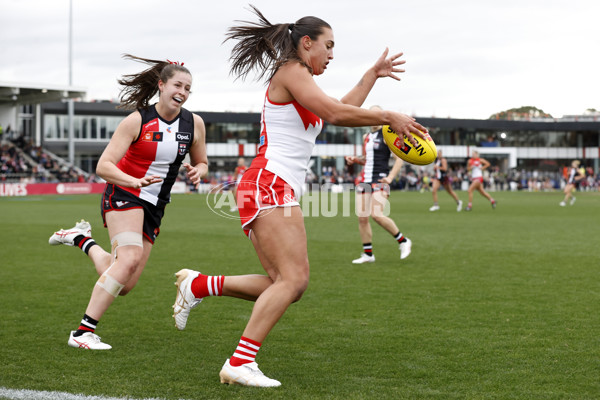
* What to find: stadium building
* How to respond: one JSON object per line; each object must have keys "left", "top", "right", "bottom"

{"left": 2, "top": 83, "right": 599, "bottom": 184}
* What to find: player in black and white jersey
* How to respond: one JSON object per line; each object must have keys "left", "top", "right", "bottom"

{"left": 429, "top": 149, "right": 462, "bottom": 212}
{"left": 49, "top": 55, "right": 208, "bottom": 350}
{"left": 560, "top": 160, "right": 584, "bottom": 206}
{"left": 345, "top": 106, "right": 412, "bottom": 264}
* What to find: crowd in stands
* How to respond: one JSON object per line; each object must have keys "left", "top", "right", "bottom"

{"left": 180, "top": 162, "right": 599, "bottom": 194}
{"left": 3, "top": 136, "right": 599, "bottom": 193}
{"left": 1, "top": 139, "right": 93, "bottom": 184}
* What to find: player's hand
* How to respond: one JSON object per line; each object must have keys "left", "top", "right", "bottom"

{"left": 389, "top": 113, "right": 428, "bottom": 147}
{"left": 183, "top": 162, "right": 201, "bottom": 188}
{"left": 345, "top": 156, "right": 355, "bottom": 165}
{"left": 372, "top": 47, "right": 406, "bottom": 81}
{"left": 135, "top": 175, "right": 162, "bottom": 188}
{"left": 378, "top": 176, "right": 392, "bottom": 185}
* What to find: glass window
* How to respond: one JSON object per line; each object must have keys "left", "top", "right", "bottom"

{"left": 90, "top": 118, "right": 98, "bottom": 139}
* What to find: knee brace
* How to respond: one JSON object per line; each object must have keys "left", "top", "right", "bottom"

{"left": 96, "top": 267, "right": 125, "bottom": 298}
{"left": 110, "top": 231, "right": 143, "bottom": 262}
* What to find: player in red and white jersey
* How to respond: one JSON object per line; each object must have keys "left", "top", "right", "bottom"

{"left": 49, "top": 55, "right": 207, "bottom": 350}
{"left": 560, "top": 160, "right": 584, "bottom": 206}
{"left": 345, "top": 106, "right": 412, "bottom": 265}
{"left": 233, "top": 157, "right": 248, "bottom": 185}
{"left": 229, "top": 157, "right": 248, "bottom": 211}
{"left": 465, "top": 150, "right": 495, "bottom": 211}
{"left": 171, "top": 6, "right": 427, "bottom": 387}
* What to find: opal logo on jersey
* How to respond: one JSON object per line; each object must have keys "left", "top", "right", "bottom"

{"left": 176, "top": 132, "right": 191, "bottom": 142}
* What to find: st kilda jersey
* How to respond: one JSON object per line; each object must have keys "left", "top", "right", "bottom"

{"left": 361, "top": 128, "right": 391, "bottom": 184}
{"left": 115, "top": 104, "right": 194, "bottom": 208}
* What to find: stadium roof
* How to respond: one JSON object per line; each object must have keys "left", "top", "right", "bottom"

{"left": 0, "top": 82, "right": 86, "bottom": 105}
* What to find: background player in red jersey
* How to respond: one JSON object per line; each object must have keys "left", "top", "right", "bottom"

{"left": 230, "top": 157, "right": 247, "bottom": 212}
{"left": 465, "top": 150, "right": 495, "bottom": 211}
{"left": 49, "top": 55, "right": 208, "bottom": 350}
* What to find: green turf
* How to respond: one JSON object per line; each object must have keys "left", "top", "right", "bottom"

{"left": 0, "top": 190, "right": 598, "bottom": 399}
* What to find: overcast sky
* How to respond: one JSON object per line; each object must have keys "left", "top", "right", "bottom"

{"left": 1, "top": 0, "right": 598, "bottom": 119}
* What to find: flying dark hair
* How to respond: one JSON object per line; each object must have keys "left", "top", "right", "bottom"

{"left": 224, "top": 5, "right": 331, "bottom": 82}
{"left": 117, "top": 54, "right": 191, "bottom": 110}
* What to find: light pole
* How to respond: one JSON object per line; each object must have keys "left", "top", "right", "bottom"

{"left": 67, "top": 0, "right": 75, "bottom": 165}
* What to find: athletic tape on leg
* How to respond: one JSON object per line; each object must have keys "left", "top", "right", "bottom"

{"left": 111, "top": 231, "right": 143, "bottom": 261}
{"left": 96, "top": 272, "right": 125, "bottom": 297}
{"left": 111, "top": 231, "right": 143, "bottom": 249}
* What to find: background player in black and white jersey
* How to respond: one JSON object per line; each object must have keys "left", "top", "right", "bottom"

{"left": 49, "top": 55, "right": 208, "bottom": 350}
{"left": 345, "top": 106, "right": 412, "bottom": 264}
{"left": 429, "top": 149, "right": 463, "bottom": 212}
{"left": 560, "top": 160, "right": 584, "bottom": 206}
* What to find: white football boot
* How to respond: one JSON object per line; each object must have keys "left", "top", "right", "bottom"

{"left": 429, "top": 204, "right": 440, "bottom": 212}
{"left": 457, "top": 200, "right": 463, "bottom": 212}
{"left": 68, "top": 331, "right": 111, "bottom": 350}
{"left": 352, "top": 253, "right": 375, "bottom": 264}
{"left": 570, "top": 196, "right": 576, "bottom": 206}
{"left": 219, "top": 359, "right": 281, "bottom": 387}
{"left": 399, "top": 238, "right": 412, "bottom": 260}
{"left": 172, "top": 269, "right": 202, "bottom": 330}
{"left": 49, "top": 219, "right": 91, "bottom": 246}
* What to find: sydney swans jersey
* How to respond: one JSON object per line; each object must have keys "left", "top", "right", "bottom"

{"left": 116, "top": 105, "right": 194, "bottom": 207}
{"left": 361, "top": 129, "right": 391, "bottom": 184}
{"left": 253, "top": 90, "right": 323, "bottom": 197}
{"left": 468, "top": 158, "right": 483, "bottom": 179}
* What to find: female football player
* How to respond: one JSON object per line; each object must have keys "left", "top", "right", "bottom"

{"left": 172, "top": 6, "right": 427, "bottom": 387}
{"left": 560, "top": 160, "right": 584, "bottom": 206}
{"left": 429, "top": 149, "right": 463, "bottom": 212}
{"left": 345, "top": 106, "right": 412, "bottom": 264}
{"left": 465, "top": 150, "right": 496, "bottom": 211}
{"left": 49, "top": 54, "right": 208, "bottom": 350}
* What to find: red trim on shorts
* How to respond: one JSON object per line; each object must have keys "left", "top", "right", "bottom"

{"left": 237, "top": 168, "right": 298, "bottom": 238}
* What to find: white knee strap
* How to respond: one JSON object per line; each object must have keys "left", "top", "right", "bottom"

{"left": 111, "top": 231, "right": 144, "bottom": 249}
{"left": 96, "top": 270, "right": 125, "bottom": 297}
{"left": 111, "top": 231, "right": 143, "bottom": 261}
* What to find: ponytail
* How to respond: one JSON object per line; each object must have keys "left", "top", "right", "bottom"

{"left": 117, "top": 54, "right": 191, "bottom": 110}
{"left": 225, "top": 5, "right": 331, "bottom": 82}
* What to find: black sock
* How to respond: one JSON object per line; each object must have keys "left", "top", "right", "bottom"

{"left": 362, "top": 243, "right": 373, "bottom": 256}
{"left": 394, "top": 232, "right": 406, "bottom": 243}
{"left": 73, "top": 314, "right": 99, "bottom": 337}
{"left": 73, "top": 235, "right": 97, "bottom": 255}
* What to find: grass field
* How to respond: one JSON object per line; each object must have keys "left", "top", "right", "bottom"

{"left": 0, "top": 190, "right": 599, "bottom": 400}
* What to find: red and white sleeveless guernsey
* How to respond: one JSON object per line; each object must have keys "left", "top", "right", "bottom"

{"left": 115, "top": 104, "right": 194, "bottom": 208}
{"left": 250, "top": 88, "right": 323, "bottom": 198}
{"left": 468, "top": 157, "right": 483, "bottom": 180}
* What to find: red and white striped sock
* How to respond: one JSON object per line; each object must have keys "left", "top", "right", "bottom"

{"left": 229, "top": 336, "right": 261, "bottom": 367}
{"left": 190, "top": 274, "right": 224, "bottom": 299}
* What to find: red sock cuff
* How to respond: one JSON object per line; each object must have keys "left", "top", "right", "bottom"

{"left": 240, "top": 336, "right": 261, "bottom": 347}
{"left": 191, "top": 274, "right": 224, "bottom": 298}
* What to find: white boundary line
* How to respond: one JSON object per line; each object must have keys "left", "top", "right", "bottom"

{"left": 0, "top": 387, "right": 188, "bottom": 400}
